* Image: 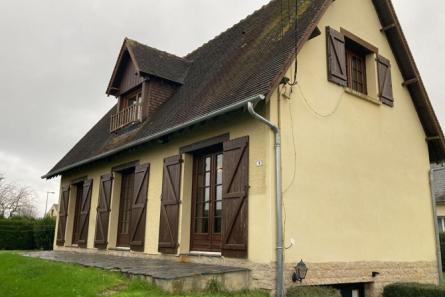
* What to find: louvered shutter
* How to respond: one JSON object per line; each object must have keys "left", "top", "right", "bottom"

{"left": 377, "top": 55, "right": 394, "bottom": 106}
{"left": 221, "top": 136, "right": 249, "bottom": 258}
{"left": 77, "top": 179, "right": 93, "bottom": 247}
{"left": 158, "top": 155, "right": 182, "bottom": 254}
{"left": 129, "top": 163, "right": 149, "bottom": 252}
{"left": 94, "top": 174, "right": 113, "bottom": 249}
{"left": 56, "top": 186, "right": 70, "bottom": 246}
{"left": 326, "top": 27, "right": 347, "bottom": 86}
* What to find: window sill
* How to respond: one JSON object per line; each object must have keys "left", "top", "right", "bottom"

{"left": 344, "top": 87, "right": 381, "bottom": 106}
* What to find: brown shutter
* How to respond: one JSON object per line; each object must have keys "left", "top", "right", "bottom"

{"left": 77, "top": 179, "right": 93, "bottom": 247}
{"left": 326, "top": 27, "right": 347, "bottom": 86}
{"left": 377, "top": 55, "right": 394, "bottom": 106}
{"left": 221, "top": 136, "right": 249, "bottom": 258}
{"left": 94, "top": 174, "right": 113, "bottom": 249}
{"left": 158, "top": 155, "right": 182, "bottom": 254}
{"left": 56, "top": 186, "right": 70, "bottom": 246}
{"left": 129, "top": 163, "right": 150, "bottom": 251}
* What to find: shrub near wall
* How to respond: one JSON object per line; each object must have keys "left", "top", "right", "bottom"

{"left": 383, "top": 283, "right": 445, "bottom": 297}
{"left": 0, "top": 216, "right": 55, "bottom": 250}
{"left": 287, "top": 286, "right": 341, "bottom": 297}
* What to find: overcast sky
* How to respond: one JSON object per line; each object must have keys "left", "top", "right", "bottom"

{"left": 0, "top": 0, "right": 443, "bottom": 217}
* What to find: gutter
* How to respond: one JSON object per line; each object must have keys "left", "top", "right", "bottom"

{"left": 247, "top": 102, "right": 284, "bottom": 297}
{"left": 43, "top": 94, "right": 266, "bottom": 179}
{"left": 429, "top": 166, "right": 444, "bottom": 284}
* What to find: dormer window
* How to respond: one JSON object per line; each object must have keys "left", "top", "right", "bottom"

{"left": 110, "top": 87, "right": 143, "bottom": 133}
{"left": 119, "top": 89, "right": 142, "bottom": 111}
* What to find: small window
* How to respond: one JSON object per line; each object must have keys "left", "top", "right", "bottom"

{"left": 119, "top": 89, "right": 142, "bottom": 111}
{"left": 346, "top": 48, "right": 367, "bottom": 94}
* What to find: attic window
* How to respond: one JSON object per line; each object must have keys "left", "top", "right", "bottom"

{"left": 345, "top": 41, "right": 369, "bottom": 94}
{"left": 326, "top": 27, "right": 394, "bottom": 106}
{"left": 110, "top": 87, "right": 142, "bottom": 132}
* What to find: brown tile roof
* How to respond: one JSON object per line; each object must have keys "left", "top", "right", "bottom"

{"left": 127, "top": 39, "right": 192, "bottom": 84}
{"left": 45, "top": 0, "right": 330, "bottom": 178}
{"left": 44, "top": 0, "right": 445, "bottom": 178}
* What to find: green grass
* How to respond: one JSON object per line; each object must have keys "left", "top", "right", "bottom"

{"left": 0, "top": 253, "right": 266, "bottom": 297}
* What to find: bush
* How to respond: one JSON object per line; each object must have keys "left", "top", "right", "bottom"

{"left": 0, "top": 216, "right": 55, "bottom": 250}
{"left": 33, "top": 216, "right": 56, "bottom": 250}
{"left": 287, "top": 286, "right": 341, "bottom": 297}
{"left": 383, "top": 283, "right": 445, "bottom": 297}
{"left": 0, "top": 217, "right": 35, "bottom": 250}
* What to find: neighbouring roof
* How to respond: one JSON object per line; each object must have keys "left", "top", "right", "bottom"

{"left": 432, "top": 164, "right": 445, "bottom": 203}
{"left": 44, "top": 0, "right": 445, "bottom": 178}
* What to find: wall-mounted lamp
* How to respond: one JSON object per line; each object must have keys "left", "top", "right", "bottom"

{"left": 292, "top": 260, "right": 308, "bottom": 282}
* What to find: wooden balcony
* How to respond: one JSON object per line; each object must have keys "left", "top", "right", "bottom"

{"left": 110, "top": 103, "right": 142, "bottom": 132}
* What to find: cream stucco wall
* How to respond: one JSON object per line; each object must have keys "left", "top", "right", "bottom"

{"left": 277, "top": 0, "right": 437, "bottom": 264}
{"left": 54, "top": 111, "right": 276, "bottom": 263}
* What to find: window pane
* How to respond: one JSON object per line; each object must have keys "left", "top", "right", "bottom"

{"left": 214, "top": 217, "right": 221, "bottom": 233}
{"left": 217, "top": 168, "right": 222, "bottom": 184}
{"left": 217, "top": 154, "right": 223, "bottom": 169}
{"left": 216, "top": 185, "right": 222, "bottom": 201}
{"left": 205, "top": 157, "right": 211, "bottom": 171}
{"left": 205, "top": 187, "right": 210, "bottom": 202}
{"left": 205, "top": 172, "right": 210, "bottom": 186}
{"left": 195, "top": 218, "right": 209, "bottom": 233}
{"left": 215, "top": 201, "right": 222, "bottom": 217}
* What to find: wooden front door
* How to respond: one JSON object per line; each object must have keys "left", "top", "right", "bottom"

{"left": 190, "top": 150, "right": 223, "bottom": 252}
{"left": 117, "top": 169, "right": 135, "bottom": 247}
{"left": 72, "top": 182, "right": 83, "bottom": 245}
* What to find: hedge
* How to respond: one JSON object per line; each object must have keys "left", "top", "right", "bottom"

{"left": 0, "top": 216, "right": 55, "bottom": 250}
{"left": 287, "top": 286, "right": 341, "bottom": 297}
{"left": 383, "top": 283, "right": 445, "bottom": 297}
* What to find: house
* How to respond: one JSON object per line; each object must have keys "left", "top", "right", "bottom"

{"left": 46, "top": 204, "right": 59, "bottom": 218}
{"left": 44, "top": 0, "right": 445, "bottom": 296}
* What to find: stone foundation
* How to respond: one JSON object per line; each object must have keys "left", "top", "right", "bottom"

{"left": 54, "top": 246, "right": 439, "bottom": 296}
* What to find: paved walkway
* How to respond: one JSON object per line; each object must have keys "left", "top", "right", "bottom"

{"left": 22, "top": 251, "right": 248, "bottom": 280}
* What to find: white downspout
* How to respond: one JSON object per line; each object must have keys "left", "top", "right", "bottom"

{"left": 247, "top": 102, "right": 284, "bottom": 297}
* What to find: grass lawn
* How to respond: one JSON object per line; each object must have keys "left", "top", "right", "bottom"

{"left": 0, "top": 252, "right": 266, "bottom": 297}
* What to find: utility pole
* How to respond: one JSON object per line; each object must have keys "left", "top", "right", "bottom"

{"left": 44, "top": 191, "right": 55, "bottom": 216}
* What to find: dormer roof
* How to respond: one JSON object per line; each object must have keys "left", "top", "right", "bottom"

{"left": 106, "top": 38, "right": 191, "bottom": 96}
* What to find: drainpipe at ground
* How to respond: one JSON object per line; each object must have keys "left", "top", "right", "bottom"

{"left": 429, "top": 167, "right": 444, "bottom": 284}
{"left": 247, "top": 102, "right": 284, "bottom": 297}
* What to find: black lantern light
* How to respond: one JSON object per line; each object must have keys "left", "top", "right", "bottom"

{"left": 292, "top": 260, "right": 308, "bottom": 282}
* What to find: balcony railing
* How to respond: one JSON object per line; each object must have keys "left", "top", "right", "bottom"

{"left": 110, "top": 103, "right": 142, "bottom": 132}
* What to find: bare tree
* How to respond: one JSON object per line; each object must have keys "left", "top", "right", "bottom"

{"left": 0, "top": 174, "right": 37, "bottom": 218}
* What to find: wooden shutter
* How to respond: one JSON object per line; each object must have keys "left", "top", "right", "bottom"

{"left": 221, "top": 136, "right": 249, "bottom": 258}
{"left": 377, "top": 55, "right": 394, "bottom": 106}
{"left": 56, "top": 186, "right": 70, "bottom": 246}
{"left": 129, "top": 163, "right": 150, "bottom": 251}
{"left": 77, "top": 179, "right": 93, "bottom": 247}
{"left": 158, "top": 155, "right": 182, "bottom": 254}
{"left": 94, "top": 174, "right": 113, "bottom": 249}
{"left": 326, "top": 27, "right": 347, "bottom": 86}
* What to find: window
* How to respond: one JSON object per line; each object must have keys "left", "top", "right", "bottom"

{"left": 438, "top": 217, "right": 445, "bottom": 233}
{"left": 119, "top": 89, "right": 142, "bottom": 111}
{"left": 346, "top": 47, "right": 367, "bottom": 94}
{"left": 326, "top": 27, "right": 394, "bottom": 106}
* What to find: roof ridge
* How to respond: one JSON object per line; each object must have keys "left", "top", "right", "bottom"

{"left": 126, "top": 38, "right": 193, "bottom": 63}
{"left": 183, "top": 0, "right": 275, "bottom": 59}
